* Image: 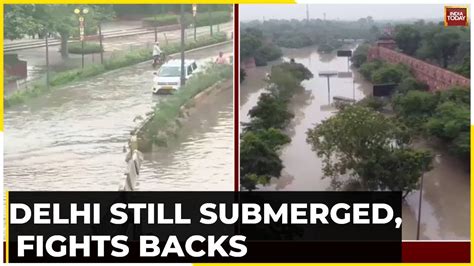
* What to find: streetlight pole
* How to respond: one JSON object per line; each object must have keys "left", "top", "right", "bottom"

{"left": 416, "top": 174, "right": 424, "bottom": 240}
{"left": 45, "top": 31, "right": 50, "bottom": 88}
{"left": 208, "top": 5, "right": 213, "bottom": 36}
{"left": 154, "top": 15, "right": 158, "bottom": 42}
{"left": 180, "top": 4, "right": 186, "bottom": 87}
{"left": 74, "top": 7, "right": 89, "bottom": 69}
{"left": 193, "top": 4, "right": 197, "bottom": 41}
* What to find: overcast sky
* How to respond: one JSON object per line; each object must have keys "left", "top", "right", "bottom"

{"left": 240, "top": 4, "right": 446, "bottom": 21}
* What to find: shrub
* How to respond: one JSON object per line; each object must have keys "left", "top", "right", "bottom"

{"left": 245, "top": 93, "right": 294, "bottom": 130}
{"left": 393, "top": 90, "right": 438, "bottom": 125}
{"left": 425, "top": 101, "right": 469, "bottom": 141}
{"left": 5, "top": 34, "right": 228, "bottom": 108}
{"left": 359, "top": 60, "right": 382, "bottom": 80}
{"left": 351, "top": 44, "right": 370, "bottom": 68}
{"left": 371, "top": 63, "right": 411, "bottom": 84}
{"left": 356, "top": 96, "right": 386, "bottom": 111}
{"left": 143, "top": 14, "right": 180, "bottom": 27}
{"left": 396, "top": 77, "right": 428, "bottom": 94}
{"left": 143, "top": 11, "right": 231, "bottom": 27}
{"left": 145, "top": 64, "right": 232, "bottom": 143}
{"left": 194, "top": 11, "right": 231, "bottom": 27}
{"left": 162, "top": 32, "right": 227, "bottom": 55}
{"left": 67, "top": 42, "right": 103, "bottom": 54}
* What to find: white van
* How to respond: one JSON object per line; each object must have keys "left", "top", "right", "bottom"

{"left": 152, "top": 59, "right": 198, "bottom": 94}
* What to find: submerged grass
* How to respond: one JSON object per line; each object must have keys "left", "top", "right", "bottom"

{"left": 144, "top": 64, "right": 232, "bottom": 144}
{"left": 5, "top": 33, "right": 228, "bottom": 109}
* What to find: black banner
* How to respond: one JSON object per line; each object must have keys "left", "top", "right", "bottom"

{"left": 8, "top": 191, "right": 402, "bottom": 262}
{"left": 337, "top": 50, "right": 353, "bottom": 57}
{"left": 373, "top": 83, "right": 397, "bottom": 97}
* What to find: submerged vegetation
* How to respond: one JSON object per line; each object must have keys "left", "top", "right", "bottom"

{"left": 240, "top": 28, "right": 282, "bottom": 66}
{"left": 144, "top": 64, "right": 232, "bottom": 146}
{"left": 5, "top": 33, "right": 228, "bottom": 108}
{"left": 352, "top": 43, "right": 470, "bottom": 161}
{"left": 306, "top": 105, "right": 433, "bottom": 197}
{"left": 240, "top": 62, "right": 313, "bottom": 190}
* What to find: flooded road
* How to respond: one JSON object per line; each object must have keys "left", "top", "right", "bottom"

{"left": 139, "top": 85, "right": 233, "bottom": 191}
{"left": 5, "top": 42, "right": 233, "bottom": 191}
{"left": 240, "top": 44, "right": 469, "bottom": 240}
{"left": 241, "top": 45, "right": 372, "bottom": 190}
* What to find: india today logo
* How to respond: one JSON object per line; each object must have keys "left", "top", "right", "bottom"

{"left": 444, "top": 6, "right": 469, "bottom": 26}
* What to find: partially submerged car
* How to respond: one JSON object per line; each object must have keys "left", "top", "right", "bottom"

{"left": 152, "top": 59, "right": 198, "bottom": 94}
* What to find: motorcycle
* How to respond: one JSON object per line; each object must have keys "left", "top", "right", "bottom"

{"left": 152, "top": 53, "right": 166, "bottom": 68}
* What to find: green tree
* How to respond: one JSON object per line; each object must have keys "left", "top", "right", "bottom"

{"left": 418, "top": 29, "right": 461, "bottom": 68}
{"left": 240, "top": 131, "right": 284, "bottom": 180}
{"left": 306, "top": 105, "right": 432, "bottom": 196}
{"left": 245, "top": 93, "right": 294, "bottom": 131}
{"left": 356, "top": 148, "right": 433, "bottom": 198}
{"left": 426, "top": 101, "right": 469, "bottom": 141}
{"left": 351, "top": 44, "right": 369, "bottom": 68}
{"left": 240, "top": 128, "right": 290, "bottom": 190}
{"left": 371, "top": 63, "right": 410, "bottom": 84}
{"left": 394, "top": 25, "right": 421, "bottom": 56}
{"left": 392, "top": 90, "right": 438, "bottom": 129}
{"left": 4, "top": 5, "right": 114, "bottom": 59}
{"left": 452, "top": 55, "right": 470, "bottom": 78}
{"left": 4, "top": 5, "right": 42, "bottom": 40}
{"left": 358, "top": 60, "right": 382, "bottom": 80}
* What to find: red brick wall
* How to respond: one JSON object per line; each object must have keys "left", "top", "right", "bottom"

{"left": 368, "top": 45, "right": 470, "bottom": 91}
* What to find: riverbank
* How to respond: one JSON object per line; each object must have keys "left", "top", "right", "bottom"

{"left": 5, "top": 33, "right": 229, "bottom": 108}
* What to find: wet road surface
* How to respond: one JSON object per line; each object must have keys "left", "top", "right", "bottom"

{"left": 5, "top": 42, "right": 233, "bottom": 191}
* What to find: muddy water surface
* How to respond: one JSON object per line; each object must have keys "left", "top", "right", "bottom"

{"left": 240, "top": 44, "right": 469, "bottom": 240}
{"left": 5, "top": 43, "right": 233, "bottom": 191}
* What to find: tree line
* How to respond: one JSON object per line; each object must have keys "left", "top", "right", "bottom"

{"left": 393, "top": 20, "right": 470, "bottom": 76}
{"left": 354, "top": 44, "right": 470, "bottom": 160}
{"left": 5, "top": 5, "right": 115, "bottom": 58}
{"left": 240, "top": 62, "right": 313, "bottom": 190}
{"left": 241, "top": 18, "right": 380, "bottom": 52}
{"left": 4, "top": 4, "right": 232, "bottom": 59}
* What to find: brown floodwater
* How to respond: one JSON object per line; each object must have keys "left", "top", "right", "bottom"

{"left": 240, "top": 44, "right": 469, "bottom": 240}
{"left": 5, "top": 43, "right": 233, "bottom": 191}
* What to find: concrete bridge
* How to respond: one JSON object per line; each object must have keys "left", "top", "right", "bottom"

{"left": 367, "top": 40, "right": 470, "bottom": 91}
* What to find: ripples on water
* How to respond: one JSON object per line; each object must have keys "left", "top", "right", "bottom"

{"left": 5, "top": 44, "right": 234, "bottom": 191}
{"left": 240, "top": 44, "right": 469, "bottom": 240}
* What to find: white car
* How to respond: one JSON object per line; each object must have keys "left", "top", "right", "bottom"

{"left": 152, "top": 59, "right": 198, "bottom": 94}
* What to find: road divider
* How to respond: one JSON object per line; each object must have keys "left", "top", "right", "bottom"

{"left": 134, "top": 64, "right": 232, "bottom": 151}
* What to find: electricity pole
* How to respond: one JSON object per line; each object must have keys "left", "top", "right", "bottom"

{"left": 306, "top": 5, "right": 309, "bottom": 22}
{"left": 208, "top": 5, "right": 213, "bottom": 36}
{"left": 98, "top": 23, "right": 104, "bottom": 64}
{"left": 180, "top": 4, "right": 186, "bottom": 86}
{"left": 416, "top": 174, "right": 425, "bottom": 240}
{"left": 193, "top": 4, "right": 197, "bottom": 41}
{"left": 45, "top": 31, "right": 50, "bottom": 88}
